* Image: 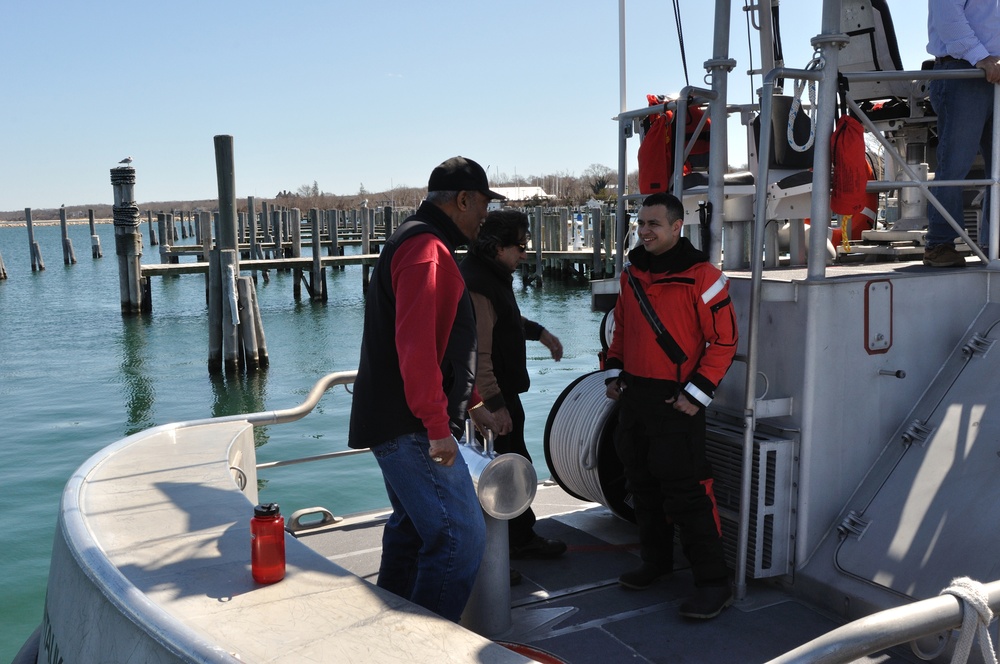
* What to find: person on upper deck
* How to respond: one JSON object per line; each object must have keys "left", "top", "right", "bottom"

{"left": 604, "top": 193, "right": 738, "bottom": 620}
{"left": 348, "top": 156, "right": 503, "bottom": 622}
{"left": 460, "top": 209, "right": 567, "bottom": 569}
{"left": 923, "top": 0, "right": 1000, "bottom": 267}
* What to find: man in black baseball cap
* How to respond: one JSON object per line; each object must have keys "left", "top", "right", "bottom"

{"left": 428, "top": 156, "right": 505, "bottom": 201}
{"left": 349, "top": 156, "right": 502, "bottom": 621}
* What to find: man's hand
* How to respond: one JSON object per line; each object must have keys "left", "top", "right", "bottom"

{"left": 490, "top": 406, "right": 514, "bottom": 436}
{"left": 469, "top": 405, "right": 499, "bottom": 439}
{"left": 976, "top": 56, "right": 1000, "bottom": 84}
{"left": 428, "top": 435, "right": 460, "bottom": 467}
{"left": 605, "top": 379, "right": 623, "bottom": 401}
{"left": 540, "top": 329, "right": 563, "bottom": 361}
{"left": 666, "top": 392, "right": 699, "bottom": 416}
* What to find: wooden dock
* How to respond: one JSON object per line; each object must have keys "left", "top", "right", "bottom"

{"left": 141, "top": 250, "right": 607, "bottom": 278}
{"left": 141, "top": 253, "right": 379, "bottom": 276}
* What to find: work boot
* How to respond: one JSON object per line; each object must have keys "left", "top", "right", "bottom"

{"left": 923, "top": 244, "right": 966, "bottom": 268}
{"left": 678, "top": 584, "right": 733, "bottom": 619}
{"left": 510, "top": 534, "right": 567, "bottom": 560}
{"left": 618, "top": 562, "right": 671, "bottom": 590}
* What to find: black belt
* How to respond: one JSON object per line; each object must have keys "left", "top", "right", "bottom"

{"left": 935, "top": 55, "right": 964, "bottom": 65}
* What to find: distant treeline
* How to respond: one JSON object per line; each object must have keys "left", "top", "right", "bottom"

{"left": 1, "top": 164, "right": 633, "bottom": 222}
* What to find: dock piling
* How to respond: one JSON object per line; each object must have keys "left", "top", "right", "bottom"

{"left": 109, "top": 166, "right": 144, "bottom": 313}
{"left": 88, "top": 209, "right": 103, "bottom": 259}
{"left": 209, "top": 134, "right": 268, "bottom": 375}
{"left": 24, "top": 208, "right": 44, "bottom": 271}
{"left": 59, "top": 207, "right": 77, "bottom": 265}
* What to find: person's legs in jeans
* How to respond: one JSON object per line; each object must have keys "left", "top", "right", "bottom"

{"left": 373, "top": 432, "right": 486, "bottom": 621}
{"left": 927, "top": 61, "right": 994, "bottom": 248}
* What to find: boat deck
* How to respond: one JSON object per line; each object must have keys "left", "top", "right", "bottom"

{"left": 295, "top": 483, "right": 910, "bottom": 664}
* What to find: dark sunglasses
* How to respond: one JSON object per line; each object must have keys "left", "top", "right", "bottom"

{"left": 512, "top": 242, "right": 528, "bottom": 252}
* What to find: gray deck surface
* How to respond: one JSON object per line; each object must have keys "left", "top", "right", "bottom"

{"left": 294, "top": 483, "right": 912, "bottom": 664}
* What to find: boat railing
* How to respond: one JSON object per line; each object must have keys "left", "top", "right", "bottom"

{"left": 213, "top": 369, "right": 363, "bottom": 470}
{"left": 764, "top": 578, "right": 1000, "bottom": 664}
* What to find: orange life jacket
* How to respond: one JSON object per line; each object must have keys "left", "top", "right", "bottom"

{"left": 638, "top": 95, "right": 711, "bottom": 195}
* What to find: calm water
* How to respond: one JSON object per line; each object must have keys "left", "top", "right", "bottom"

{"left": 0, "top": 221, "right": 604, "bottom": 660}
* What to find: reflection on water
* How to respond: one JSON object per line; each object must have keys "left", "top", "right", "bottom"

{"left": 209, "top": 370, "right": 271, "bottom": 452}
{"left": 118, "top": 315, "right": 156, "bottom": 436}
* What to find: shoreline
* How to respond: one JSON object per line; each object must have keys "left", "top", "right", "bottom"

{"left": 0, "top": 219, "right": 114, "bottom": 228}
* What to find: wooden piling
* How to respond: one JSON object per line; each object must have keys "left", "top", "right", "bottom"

{"left": 157, "top": 214, "right": 169, "bottom": 264}
{"left": 0, "top": 248, "right": 7, "bottom": 279}
{"left": 59, "top": 207, "right": 77, "bottom": 265}
{"left": 147, "top": 210, "right": 157, "bottom": 246}
{"left": 88, "top": 209, "right": 103, "bottom": 259}
{"left": 290, "top": 207, "right": 302, "bottom": 300}
{"left": 110, "top": 166, "right": 144, "bottom": 313}
{"left": 208, "top": 248, "right": 222, "bottom": 373}
{"left": 591, "top": 207, "right": 603, "bottom": 277}
{"left": 271, "top": 209, "right": 282, "bottom": 262}
{"left": 309, "top": 207, "right": 325, "bottom": 301}
{"left": 236, "top": 276, "right": 259, "bottom": 371}
{"left": 246, "top": 196, "right": 256, "bottom": 244}
{"left": 198, "top": 212, "right": 212, "bottom": 261}
{"left": 290, "top": 207, "right": 302, "bottom": 258}
{"left": 214, "top": 136, "right": 239, "bottom": 258}
{"left": 384, "top": 205, "right": 394, "bottom": 239}
{"left": 249, "top": 278, "right": 269, "bottom": 368}
{"left": 25, "top": 208, "right": 44, "bottom": 271}
{"left": 220, "top": 249, "right": 240, "bottom": 373}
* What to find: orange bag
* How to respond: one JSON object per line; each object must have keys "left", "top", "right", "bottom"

{"left": 830, "top": 115, "right": 869, "bottom": 216}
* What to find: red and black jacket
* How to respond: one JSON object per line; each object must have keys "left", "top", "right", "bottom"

{"left": 606, "top": 238, "right": 738, "bottom": 409}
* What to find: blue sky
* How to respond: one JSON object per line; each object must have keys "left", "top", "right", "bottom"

{"left": 1, "top": 1, "right": 928, "bottom": 210}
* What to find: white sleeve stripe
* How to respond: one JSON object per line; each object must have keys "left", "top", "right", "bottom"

{"left": 701, "top": 274, "right": 728, "bottom": 304}
{"left": 685, "top": 382, "right": 712, "bottom": 407}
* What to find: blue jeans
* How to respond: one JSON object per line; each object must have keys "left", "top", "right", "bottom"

{"left": 371, "top": 432, "right": 485, "bottom": 622}
{"left": 927, "top": 59, "right": 994, "bottom": 249}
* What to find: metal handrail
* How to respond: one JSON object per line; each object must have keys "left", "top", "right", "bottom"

{"left": 220, "top": 369, "right": 359, "bottom": 469}
{"left": 241, "top": 369, "right": 357, "bottom": 427}
{"left": 766, "top": 580, "right": 1000, "bottom": 664}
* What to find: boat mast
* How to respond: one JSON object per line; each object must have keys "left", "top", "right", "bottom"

{"left": 804, "top": 1, "right": 848, "bottom": 280}
{"left": 706, "top": 0, "right": 735, "bottom": 267}
{"left": 615, "top": 0, "right": 628, "bottom": 277}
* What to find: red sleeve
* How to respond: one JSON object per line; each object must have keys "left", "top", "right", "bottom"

{"left": 687, "top": 268, "right": 738, "bottom": 396}
{"left": 391, "top": 235, "right": 467, "bottom": 441}
{"left": 605, "top": 271, "right": 629, "bottom": 371}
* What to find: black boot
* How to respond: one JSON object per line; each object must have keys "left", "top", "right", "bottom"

{"left": 678, "top": 584, "right": 733, "bottom": 619}
{"left": 618, "top": 562, "right": 671, "bottom": 590}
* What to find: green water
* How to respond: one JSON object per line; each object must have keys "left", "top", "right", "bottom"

{"left": 0, "top": 221, "right": 604, "bottom": 660}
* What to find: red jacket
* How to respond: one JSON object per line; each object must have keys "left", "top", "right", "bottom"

{"left": 607, "top": 240, "right": 738, "bottom": 408}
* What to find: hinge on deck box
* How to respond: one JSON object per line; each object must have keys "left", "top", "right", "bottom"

{"left": 900, "top": 420, "right": 933, "bottom": 446}
{"left": 838, "top": 510, "right": 870, "bottom": 540}
{"left": 962, "top": 332, "right": 994, "bottom": 357}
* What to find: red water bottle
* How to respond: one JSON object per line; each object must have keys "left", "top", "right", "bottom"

{"left": 251, "top": 503, "right": 285, "bottom": 583}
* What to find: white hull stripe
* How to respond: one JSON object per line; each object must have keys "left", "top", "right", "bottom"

{"left": 701, "top": 274, "right": 728, "bottom": 304}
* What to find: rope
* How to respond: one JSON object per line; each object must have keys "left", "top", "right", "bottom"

{"left": 787, "top": 55, "right": 823, "bottom": 153}
{"left": 941, "top": 577, "right": 998, "bottom": 664}
{"left": 840, "top": 215, "right": 851, "bottom": 253}
{"left": 671, "top": 0, "right": 689, "bottom": 87}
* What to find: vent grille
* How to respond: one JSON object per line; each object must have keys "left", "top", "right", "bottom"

{"left": 705, "top": 417, "right": 795, "bottom": 578}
